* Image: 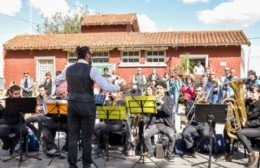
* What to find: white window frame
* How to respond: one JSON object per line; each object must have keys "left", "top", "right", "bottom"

{"left": 180, "top": 54, "right": 208, "bottom": 67}
{"left": 67, "top": 51, "right": 110, "bottom": 64}
{"left": 120, "top": 50, "right": 140, "bottom": 66}
{"left": 145, "top": 50, "right": 166, "bottom": 65}
{"left": 35, "top": 56, "right": 56, "bottom": 84}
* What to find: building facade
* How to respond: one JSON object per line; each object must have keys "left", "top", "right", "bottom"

{"left": 3, "top": 13, "right": 250, "bottom": 89}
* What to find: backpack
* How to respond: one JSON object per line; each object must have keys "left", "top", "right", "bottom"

{"left": 23, "top": 126, "right": 39, "bottom": 151}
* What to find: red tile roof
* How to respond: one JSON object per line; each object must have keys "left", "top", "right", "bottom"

{"left": 81, "top": 13, "right": 137, "bottom": 26}
{"left": 4, "top": 30, "right": 250, "bottom": 50}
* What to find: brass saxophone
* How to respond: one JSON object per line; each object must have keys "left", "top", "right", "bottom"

{"left": 221, "top": 79, "right": 247, "bottom": 139}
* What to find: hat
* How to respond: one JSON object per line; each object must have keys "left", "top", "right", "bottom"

{"left": 137, "top": 68, "right": 142, "bottom": 71}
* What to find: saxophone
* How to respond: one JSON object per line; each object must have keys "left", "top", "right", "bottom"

{"left": 221, "top": 79, "right": 247, "bottom": 139}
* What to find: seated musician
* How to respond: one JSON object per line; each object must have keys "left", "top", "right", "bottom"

{"left": 182, "top": 84, "right": 210, "bottom": 155}
{"left": 143, "top": 81, "right": 175, "bottom": 159}
{"left": 217, "top": 84, "right": 260, "bottom": 167}
{"left": 94, "top": 91, "right": 132, "bottom": 156}
{"left": 25, "top": 84, "right": 51, "bottom": 137}
{"left": 41, "top": 82, "right": 68, "bottom": 156}
{"left": 0, "top": 85, "right": 28, "bottom": 155}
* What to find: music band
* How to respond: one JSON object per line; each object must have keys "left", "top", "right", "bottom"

{"left": 0, "top": 45, "right": 260, "bottom": 168}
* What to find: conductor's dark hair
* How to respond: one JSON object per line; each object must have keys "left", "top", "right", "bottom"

{"left": 155, "top": 81, "right": 167, "bottom": 89}
{"left": 9, "top": 85, "right": 20, "bottom": 94}
{"left": 76, "top": 46, "right": 90, "bottom": 59}
{"left": 38, "top": 84, "right": 46, "bottom": 90}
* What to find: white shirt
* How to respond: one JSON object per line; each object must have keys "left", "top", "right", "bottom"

{"left": 54, "top": 59, "right": 120, "bottom": 92}
{"left": 193, "top": 65, "right": 205, "bottom": 75}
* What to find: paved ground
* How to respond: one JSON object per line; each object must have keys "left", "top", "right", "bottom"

{"left": 0, "top": 146, "right": 258, "bottom": 168}
{"left": 0, "top": 104, "right": 259, "bottom": 168}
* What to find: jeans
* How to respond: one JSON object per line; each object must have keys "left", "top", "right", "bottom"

{"left": 67, "top": 101, "right": 96, "bottom": 168}
{"left": 237, "top": 127, "right": 260, "bottom": 153}
{"left": 144, "top": 124, "right": 175, "bottom": 154}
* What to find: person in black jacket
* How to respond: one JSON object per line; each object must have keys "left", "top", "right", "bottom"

{"left": 236, "top": 84, "right": 260, "bottom": 167}
{"left": 0, "top": 85, "right": 28, "bottom": 155}
{"left": 143, "top": 81, "right": 175, "bottom": 159}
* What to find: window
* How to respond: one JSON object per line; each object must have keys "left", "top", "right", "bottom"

{"left": 35, "top": 57, "right": 55, "bottom": 84}
{"left": 121, "top": 51, "right": 139, "bottom": 63}
{"left": 67, "top": 51, "right": 109, "bottom": 64}
{"left": 92, "top": 51, "right": 109, "bottom": 63}
{"left": 146, "top": 51, "right": 165, "bottom": 63}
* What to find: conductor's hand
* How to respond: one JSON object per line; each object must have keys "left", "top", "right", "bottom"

{"left": 119, "top": 82, "right": 130, "bottom": 91}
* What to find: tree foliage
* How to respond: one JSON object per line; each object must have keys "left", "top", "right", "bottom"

{"left": 35, "top": 6, "right": 88, "bottom": 34}
{"left": 175, "top": 53, "right": 195, "bottom": 75}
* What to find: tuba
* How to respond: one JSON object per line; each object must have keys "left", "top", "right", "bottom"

{"left": 221, "top": 79, "right": 247, "bottom": 139}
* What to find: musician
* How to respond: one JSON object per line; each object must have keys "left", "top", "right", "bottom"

{"left": 41, "top": 82, "right": 68, "bottom": 156}
{"left": 182, "top": 84, "right": 210, "bottom": 154}
{"left": 25, "top": 84, "right": 51, "bottom": 138}
{"left": 216, "top": 85, "right": 260, "bottom": 166}
{"left": 54, "top": 46, "right": 129, "bottom": 168}
{"left": 236, "top": 84, "right": 260, "bottom": 167}
{"left": 0, "top": 85, "right": 28, "bottom": 155}
{"left": 94, "top": 92, "right": 127, "bottom": 156}
{"left": 143, "top": 81, "right": 175, "bottom": 159}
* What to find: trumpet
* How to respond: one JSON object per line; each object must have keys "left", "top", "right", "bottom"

{"left": 155, "top": 93, "right": 164, "bottom": 110}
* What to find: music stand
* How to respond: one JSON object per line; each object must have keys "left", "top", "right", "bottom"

{"left": 125, "top": 96, "right": 161, "bottom": 168}
{"left": 45, "top": 100, "right": 68, "bottom": 166}
{"left": 192, "top": 104, "right": 228, "bottom": 168}
{"left": 3, "top": 97, "right": 41, "bottom": 167}
{"left": 95, "top": 106, "right": 126, "bottom": 164}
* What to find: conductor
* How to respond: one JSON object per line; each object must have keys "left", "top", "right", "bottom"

{"left": 54, "top": 46, "right": 129, "bottom": 168}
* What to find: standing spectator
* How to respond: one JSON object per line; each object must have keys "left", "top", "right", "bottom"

{"left": 162, "top": 72, "right": 170, "bottom": 91}
{"left": 206, "top": 61, "right": 215, "bottom": 73}
{"left": 245, "top": 70, "right": 260, "bottom": 97}
{"left": 208, "top": 71, "right": 221, "bottom": 104}
{"left": 169, "top": 70, "right": 182, "bottom": 114}
{"left": 43, "top": 71, "right": 55, "bottom": 97}
{"left": 20, "top": 70, "right": 33, "bottom": 97}
{"left": 132, "top": 68, "right": 147, "bottom": 93}
{"left": 193, "top": 61, "right": 205, "bottom": 76}
{"left": 102, "top": 67, "right": 112, "bottom": 81}
{"left": 147, "top": 68, "right": 162, "bottom": 86}
{"left": 180, "top": 74, "right": 196, "bottom": 109}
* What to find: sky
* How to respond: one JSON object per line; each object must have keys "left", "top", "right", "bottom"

{"left": 0, "top": 0, "right": 260, "bottom": 78}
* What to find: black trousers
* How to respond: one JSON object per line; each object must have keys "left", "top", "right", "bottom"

{"left": 0, "top": 123, "right": 28, "bottom": 150}
{"left": 182, "top": 123, "right": 210, "bottom": 150}
{"left": 42, "top": 120, "right": 68, "bottom": 151}
{"left": 236, "top": 127, "right": 260, "bottom": 153}
{"left": 67, "top": 101, "right": 96, "bottom": 168}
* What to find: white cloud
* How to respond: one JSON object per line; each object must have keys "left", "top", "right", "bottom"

{"left": 137, "top": 14, "right": 158, "bottom": 32}
{"left": 198, "top": 0, "right": 260, "bottom": 27}
{"left": 180, "top": 0, "right": 209, "bottom": 4}
{"left": 29, "top": 0, "right": 69, "bottom": 18}
{"left": 0, "top": 0, "right": 22, "bottom": 16}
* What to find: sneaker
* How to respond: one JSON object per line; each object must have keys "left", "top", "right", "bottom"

{"left": 46, "top": 148, "right": 57, "bottom": 155}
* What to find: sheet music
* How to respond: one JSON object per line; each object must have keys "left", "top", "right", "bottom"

{"left": 45, "top": 99, "right": 68, "bottom": 104}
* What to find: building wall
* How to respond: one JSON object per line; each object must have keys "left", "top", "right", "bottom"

{"left": 4, "top": 49, "right": 67, "bottom": 88}
{"left": 3, "top": 45, "right": 241, "bottom": 89}
{"left": 81, "top": 24, "right": 133, "bottom": 33}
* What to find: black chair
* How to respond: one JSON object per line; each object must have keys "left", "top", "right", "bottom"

{"left": 230, "top": 138, "right": 247, "bottom": 158}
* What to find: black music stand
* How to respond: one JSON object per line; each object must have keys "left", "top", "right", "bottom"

{"left": 95, "top": 106, "right": 126, "bottom": 165}
{"left": 125, "top": 96, "right": 161, "bottom": 168}
{"left": 3, "top": 97, "right": 41, "bottom": 167}
{"left": 192, "top": 104, "right": 228, "bottom": 168}
{"left": 45, "top": 100, "right": 68, "bottom": 166}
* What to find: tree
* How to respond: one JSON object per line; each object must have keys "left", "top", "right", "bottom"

{"left": 175, "top": 53, "right": 195, "bottom": 75}
{"left": 35, "top": 5, "right": 88, "bottom": 34}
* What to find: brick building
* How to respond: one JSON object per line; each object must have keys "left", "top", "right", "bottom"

{"left": 3, "top": 13, "right": 250, "bottom": 89}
